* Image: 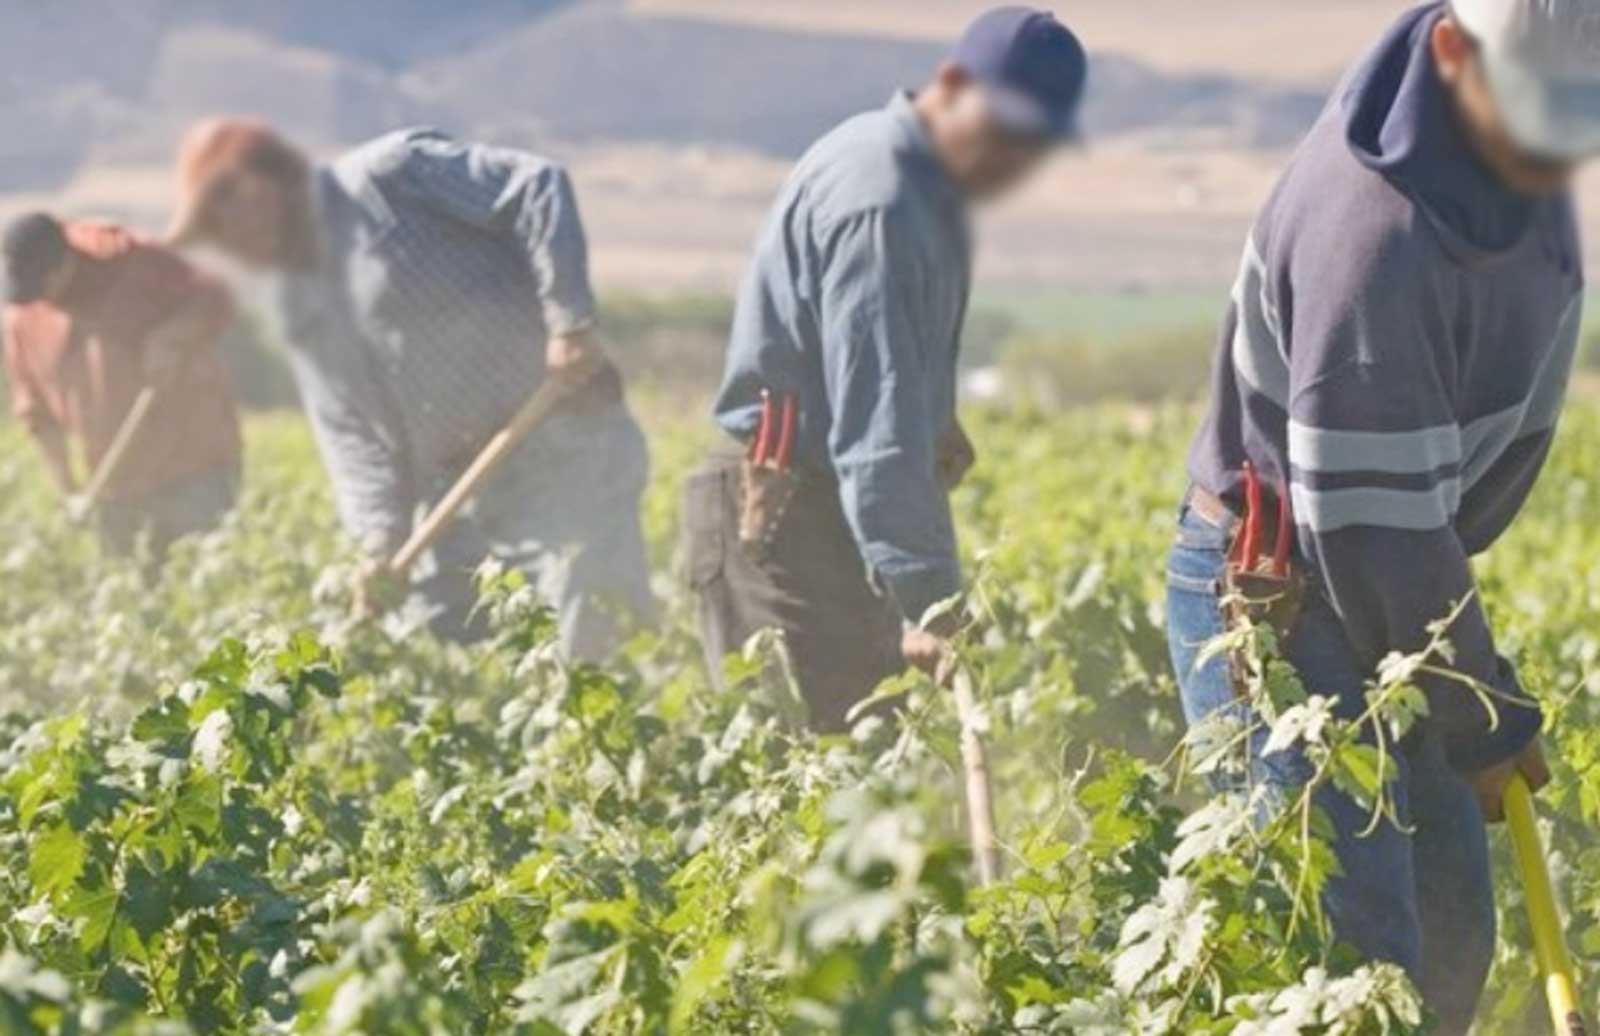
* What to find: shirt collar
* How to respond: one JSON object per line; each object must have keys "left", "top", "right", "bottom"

{"left": 304, "top": 168, "right": 340, "bottom": 273}
{"left": 886, "top": 90, "right": 965, "bottom": 208}
{"left": 1344, "top": 5, "right": 1539, "bottom": 257}
{"left": 888, "top": 92, "right": 936, "bottom": 157}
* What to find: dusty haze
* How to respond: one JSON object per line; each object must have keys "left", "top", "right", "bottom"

{"left": 1, "top": 1, "right": 1595, "bottom": 295}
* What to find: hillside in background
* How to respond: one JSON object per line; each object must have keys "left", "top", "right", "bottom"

{"left": 0, "top": 0, "right": 1327, "bottom": 191}
{"left": 3, "top": 1, "right": 1596, "bottom": 297}
{"left": 630, "top": 0, "right": 1407, "bottom": 81}
{"left": 415, "top": 4, "right": 1327, "bottom": 155}
{"left": 0, "top": 1, "right": 568, "bottom": 185}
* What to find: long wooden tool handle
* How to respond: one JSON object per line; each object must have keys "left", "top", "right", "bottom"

{"left": 387, "top": 382, "right": 567, "bottom": 576}
{"left": 80, "top": 387, "right": 158, "bottom": 507}
{"left": 1507, "top": 774, "right": 1589, "bottom": 1036}
{"left": 950, "top": 665, "right": 1000, "bottom": 887}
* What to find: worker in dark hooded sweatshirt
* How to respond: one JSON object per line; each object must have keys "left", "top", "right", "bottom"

{"left": 685, "top": 7, "right": 1088, "bottom": 731}
{"left": 1168, "top": 1, "right": 1596, "bottom": 1030}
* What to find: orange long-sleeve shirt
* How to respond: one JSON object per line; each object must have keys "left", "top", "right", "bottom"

{"left": 2, "top": 221, "right": 242, "bottom": 502}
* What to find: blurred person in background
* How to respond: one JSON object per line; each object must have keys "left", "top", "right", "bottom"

{"left": 685, "top": 6, "right": 1088, "bottom": 730}
{"left": 1166, "top": 1, "right": 1597, "bottom": 1030}
{"left": 165, "top": 120, "right": 652, "bottom": 659}
{"left": 2, "top": 212, "right": 241, "bottom": 560}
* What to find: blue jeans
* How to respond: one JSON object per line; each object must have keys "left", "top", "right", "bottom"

{"left": 1166, "top": 503, "right": 1494, "bottom": 1035}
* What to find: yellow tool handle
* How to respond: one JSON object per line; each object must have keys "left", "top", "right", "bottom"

{"left": 1506, "top": 774, "right": 1589, "bottom": 1036}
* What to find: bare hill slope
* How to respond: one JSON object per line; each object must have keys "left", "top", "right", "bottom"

{"left": 629, "top": 0, "right": 1406, "bottom": 82}
{"left": 2, "top": 0, "right": 1336, "bottom": 190}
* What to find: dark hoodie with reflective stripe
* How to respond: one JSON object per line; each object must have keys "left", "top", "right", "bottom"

{"left": 1186, "top": 2, "right": 1585, "bottom": 772}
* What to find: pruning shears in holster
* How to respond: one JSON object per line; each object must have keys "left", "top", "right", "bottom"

{"left": 738, "top": 388, "right": 799, "bottom": 560}
{"left": 1222, "top": 461, "right": 1305, "bottom": 652}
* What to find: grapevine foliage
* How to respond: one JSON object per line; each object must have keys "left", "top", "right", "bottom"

{"left": 1, "top": 408, "right": 1597, "bottom": 1035}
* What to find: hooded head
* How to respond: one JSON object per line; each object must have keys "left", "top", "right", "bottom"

{"left": 1341, "top": 4, "right": 1588, "bottom": 252}
{"left": 1450, "top": 0, "right": 1600, "bottom": 163}
{"left": 167, "top": 118, "right": 314, "bottom": 269}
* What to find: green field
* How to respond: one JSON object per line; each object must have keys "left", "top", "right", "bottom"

{"left": 978, "top": 285, "right": 1600, "bottom": 342}
{"left": 972, "top": 285, "right": 1228, "bottom": 341}
{"left": 40, "top": 285, "right": 1592, "bottom": 436}
{"left": 1, "top": 405, "right": 1599, "bottom": 1034}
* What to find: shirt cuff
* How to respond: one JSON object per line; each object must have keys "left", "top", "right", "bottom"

{"left": 542, "top": 302, "right": 597, "bottom": 338}
{"left": 875, "top": 558, "right": 963, "bottom": 627}
{"left": 1442, "top": 658, "right": 1544, "bottom": 772}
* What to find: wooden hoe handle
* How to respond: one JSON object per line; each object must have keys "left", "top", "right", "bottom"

{"left": 80, "top": 387, "right": 159, "bottom": 509}
{"left": 387, "top": 382, "right": 567, "bottom": 576}
{"left": 949, "top": 664, "right": 1000, "bottom": 887}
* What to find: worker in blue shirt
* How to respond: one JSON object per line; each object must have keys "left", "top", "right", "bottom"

{"left": 166, "top": 121, "right": 654, "bottom": 659}
{"left": 685, "top": 6, "right": 1089, "bottom": 730}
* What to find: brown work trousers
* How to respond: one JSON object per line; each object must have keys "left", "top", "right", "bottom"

{"left": 682, "top": 446, "right": 903, "bottom": 731}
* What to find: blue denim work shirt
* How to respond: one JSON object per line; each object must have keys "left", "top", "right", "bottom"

{"left": 712, "top": 92, "right": 973, "bottom": 623}
{"left": 277, "top": 128, "right": 600, "bottom": 554}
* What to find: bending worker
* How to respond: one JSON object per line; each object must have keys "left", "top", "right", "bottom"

{"left": 1166, "top": 1, "right": 1596, "bottom": 1031}
{"left": 166, "top": 120, "right": 653, "bottom": 657}
{"left": 686, "top": 6, "right": 1088, "bottom": 729}
{"left": 2, "top": 212, "right": 241, "bottom": 559}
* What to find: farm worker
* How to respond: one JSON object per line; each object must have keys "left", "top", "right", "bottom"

{"left": 165, "top": 120, "right": 653, "bottom": 658}
{"left": 685, "top": 7, "right": 1088, "bottom": 730}
{"left": 1167, "top": 1, "right": 1595, "bottom": 1030}
{"left": 2, "top": 212, "right": 242, "bottom": 559}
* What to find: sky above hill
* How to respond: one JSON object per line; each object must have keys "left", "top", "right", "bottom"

{"left": 629, "top": 0, "right": 1406, "bottom": 81}
{"left": 2, "top": 1, "right": 1594, "bottom": 294}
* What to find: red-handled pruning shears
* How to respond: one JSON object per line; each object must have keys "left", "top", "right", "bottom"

{"left": 749, "top": 388, "right": 797, "bottom": 471}
{"left": 1232, "top": 460, "right": 1293, "bottom": 577}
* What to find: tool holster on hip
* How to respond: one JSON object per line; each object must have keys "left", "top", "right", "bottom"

{"left": 1223, "top": 564, "right": 1305, "bottom": 644}
{"left": 738, "top": 389, "right": 800, "bottom": 561}
{"left": 1198, "top": 463, "right": 1305, "bottom": 685}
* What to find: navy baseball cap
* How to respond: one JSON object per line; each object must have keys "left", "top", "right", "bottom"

{"left": 3, "top": 212, "right": 69, "bottom": 304}
{"left": 952, "top": 6, "right": 1088, "bottom": 140}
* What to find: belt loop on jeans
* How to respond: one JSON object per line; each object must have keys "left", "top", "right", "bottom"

{"left": 1186, "top": 484, "right": 1239, "bottom": 533}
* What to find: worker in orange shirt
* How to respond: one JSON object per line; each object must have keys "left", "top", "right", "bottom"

{"left": 2, "top": 212, "right": 243, "bottom": 559}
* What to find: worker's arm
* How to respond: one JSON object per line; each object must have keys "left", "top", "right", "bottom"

{"left": 817, "top": 206, "right": 962, "bottom": 633}
{"left": 294, "top": 351, "right": 415, "bottom": 618}
{"left": 3, "top": 313, "right": 76, "bottom": 496}
{"left": 1283, "top": 254, "right": 1545, "bottom": 776}
{"left": 379, "top": 132, "right": 602, "bottom": 388}
{"left": 937, "top": 419, "right": 976, "bottom": 490}
{"left": 280, "top": 311, "right": 415, "bottom": 562}
{"left": 32, "top": 422, "right": 78, "bottom": 498}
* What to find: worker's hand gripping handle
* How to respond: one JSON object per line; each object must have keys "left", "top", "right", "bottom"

{"left": 736, "top": 389, "right": 799, "bottom": 559}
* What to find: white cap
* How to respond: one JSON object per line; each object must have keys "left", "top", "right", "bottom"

{"left": 1451, "top": 0, "right": 1600, "bottom": 159}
